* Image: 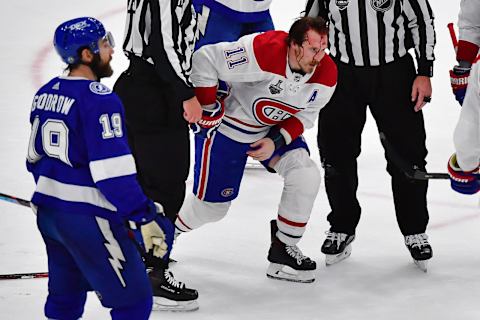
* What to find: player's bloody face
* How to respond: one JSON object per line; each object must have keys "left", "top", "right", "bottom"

{"left": 292, "top": 30, "right": 327, "bottom": 74}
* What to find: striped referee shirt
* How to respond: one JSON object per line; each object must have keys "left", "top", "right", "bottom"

{"left": 122, "top": 0, "right": 197, "bottom": 100}
{"left": 305, "top": 0, "right": 436, "bottom": 76}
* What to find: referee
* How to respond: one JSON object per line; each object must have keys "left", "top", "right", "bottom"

{"left": 114, "top": 0, "right": 201, "bottom": 311}
{"left": 305, "top": 0, "right": 435, "bottom": 270}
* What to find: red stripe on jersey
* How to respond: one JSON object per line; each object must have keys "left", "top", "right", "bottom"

{"left": 253, "top": 31, "right": 288, "bottom": 77}
{"left": 278, "top": 215, "right": 307, "bottom": 228}
{"left": 278, "top": 116, "right": 304, "bottom": 142}
{"left": 197, "top": 137, "right": 213, "bottom": 200}
{"left": 195, "top": 86, "right": 218, "bottom": 105}
{"left": 307, "top": 54, "right": 337, "bottom": 87}
{"left": 177, "top": 215, "right": 192, "bottom": 231}
{"left": 225, "top": 115, "right": 266, "bottom": 128}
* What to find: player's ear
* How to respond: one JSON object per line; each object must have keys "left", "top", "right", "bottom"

{"left": 79, "top": 48, "right": 94, "bottom": 63}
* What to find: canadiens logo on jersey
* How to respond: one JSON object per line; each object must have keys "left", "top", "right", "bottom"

{"left": 221, "top": 188, "right": 234, "bottom": 197}
{"left": 252, "top": 98, "right": 301, "bottom": 125}
{"left": 335, "top": 0, "right": 350, "bottom": 10}
{"left": 371, "top": 0, "right": 393, "bottom": 12}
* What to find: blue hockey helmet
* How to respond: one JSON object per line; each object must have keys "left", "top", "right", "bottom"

{"left": 53, "top": 17, "right": 114, "bottom": 64}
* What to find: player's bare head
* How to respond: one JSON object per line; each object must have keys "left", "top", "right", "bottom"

{"left": 287, "top": 17, "right": 328, "bottom": 74}
{"left": 286, "top": 16, "right": 328, "bottom": 48}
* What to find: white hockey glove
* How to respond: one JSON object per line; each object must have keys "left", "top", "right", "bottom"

{"left": 137, "top": 202, "right": 174, "bottom": 260}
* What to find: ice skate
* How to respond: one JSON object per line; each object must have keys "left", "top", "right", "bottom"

{"left": 321, "top": 231, "right": 355, "bottom": 266}
{"left": 405, "top": 233, "right": 432, "bottom": 272}
{"left": 149, "top": 269, "right": 199, "bottom": 311}
{"left": 267, "top": 237, "right": 317, "bottom": 283}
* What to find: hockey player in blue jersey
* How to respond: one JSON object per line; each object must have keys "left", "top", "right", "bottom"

{"left": 26, "top": 17, "right": 196, "bottom": 319}
{"left": 194, "top": 0, "right": 274, "bottom": 49}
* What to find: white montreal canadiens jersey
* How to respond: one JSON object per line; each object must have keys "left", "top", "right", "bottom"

{"left": 26, "top": 76, "right": 150, "bottom": 220}
{"left": 454, "top": 57, "right": 480, "bottom": 171}
{"left": 192, "top": 30, "right": 337, "bottom": 143}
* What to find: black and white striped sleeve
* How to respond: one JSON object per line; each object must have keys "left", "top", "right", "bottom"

{"left": 122, "top": 0, "right": 197, "bottom": 101}
{"left": 403, "top": 0, "right": 436, "bottom": 77}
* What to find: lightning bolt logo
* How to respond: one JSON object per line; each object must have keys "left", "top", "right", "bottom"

{"left": 196, "top": 5, "right": 210, "bottom": 40}
{"left": 96, "top": 217, "right": 127, "bottom": 287}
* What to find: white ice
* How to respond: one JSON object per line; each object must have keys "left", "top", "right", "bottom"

{"left": 1, "top": 1, "right": 479, "bottom": 319}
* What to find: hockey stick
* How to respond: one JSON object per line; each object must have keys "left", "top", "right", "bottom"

{"left": 379, "top": 132, "right": 449, "bottom": 180}
{"left": 447, "top": 22, "right": 458, "bottom": 52}
{"left": 0, "top": 272, "right": 48, "bottom": 280}
{"left": 0, "top": 192, "right": 31, "bottom": 208}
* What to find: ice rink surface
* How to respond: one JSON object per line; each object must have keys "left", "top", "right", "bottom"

{"left": 2, "top": 1, "right": 480, "bottom": 319}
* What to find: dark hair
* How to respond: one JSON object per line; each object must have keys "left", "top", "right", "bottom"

{"left": 65, "top": 46, "right": 91, "bottom": 71}
{"left": 286, "top": 16, "right": 328, "bottom": 46}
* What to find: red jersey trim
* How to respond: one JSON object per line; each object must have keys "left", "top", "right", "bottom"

{"left": 195, "top": 86, "right": 218, "bottom": 105}
{"left": 307, "top": 54, "right": 338, "bottom": 87}
{"left": 457, "top": 40, "right": 480, "bottom": 64}
{"left": 278, "top": 116, "right": 304, "bottom": 143}
{"left": 253, "top": 31, "right": 288, "bottom": 77}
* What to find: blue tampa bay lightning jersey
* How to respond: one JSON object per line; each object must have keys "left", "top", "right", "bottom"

{"left": 26, "top": 76, "right": 151, "bottom": 222}
{"left": 194, "top": 0, "right": 272, "bottom": 22}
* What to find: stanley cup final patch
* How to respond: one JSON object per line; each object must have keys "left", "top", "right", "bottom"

{"left": 370, "top": 0, "right": 393, "bottom": 12}
{"left": 335, "top": 0, "right": 350, "bottom": 10}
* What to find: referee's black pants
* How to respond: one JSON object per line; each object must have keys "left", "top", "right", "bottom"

{"left": 318, "top": 55, "right": 429, "bottom": 236}
{"left": 114, "top": 57, "right": 190, "bottom": 223}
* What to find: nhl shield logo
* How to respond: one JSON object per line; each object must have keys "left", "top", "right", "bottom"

{"left": 370, "top": 0, "right": 393, "bottom": 12}
{"left": 335, "top": 0, "right": 350, "bottom": 10}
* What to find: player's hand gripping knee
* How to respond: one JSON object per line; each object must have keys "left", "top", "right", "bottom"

{"left": 450, "top": 65, "right": 470, "bottom": 106}
{"left": 447, "top": 153, "right": 480, "bottom": 194}
{"left": 190, "top": 100, "right": 224, "bottom": 139}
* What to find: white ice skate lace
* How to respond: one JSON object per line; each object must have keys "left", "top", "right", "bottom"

{"left": 164, "top": 270, "right": 185, "bottom": 289}
{"left": 286, "top": 245, "right": 308, "bottom": 265}
{"left": 325, "top": 231, "right": 348, "bottom": 250}
{"left": 404, "top": 233, "right": 429, "bottom": 249}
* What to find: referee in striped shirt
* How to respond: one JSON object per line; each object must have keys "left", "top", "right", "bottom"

{"left": 113, "top": 0, "right": 200, "bottom": 310}
{"left": 305, "top": 0, "right": 435, "bottom": 267}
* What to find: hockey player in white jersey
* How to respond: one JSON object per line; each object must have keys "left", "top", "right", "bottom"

{"left": 175, "top": 16, "right": 337, "bottom": 283}
{"left": 449, "top": 57, "right": 480, "bottom": 194}
{"left": 448, "top": 1, "right": 480, "bottom": 195}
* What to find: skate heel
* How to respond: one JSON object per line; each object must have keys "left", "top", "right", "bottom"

{"left": 325, "top": 244, "right": 352, "bottom": 266}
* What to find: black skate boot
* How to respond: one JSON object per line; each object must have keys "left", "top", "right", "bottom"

{"left": 321, "top": 231, "right": 355, "bottom": 266}
{"left": 266, "top": 220, "right": 316, "bottom": 283}
{"left": 149, "top": 269, "right": 199, "bottom": 311}
{"left": 404, "top": 233, "right": 432, "bottom": 272}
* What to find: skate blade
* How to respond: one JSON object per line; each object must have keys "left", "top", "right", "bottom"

{"left": 266, "top": 263, "right": 315, "bottom": 283}
{"left": 325, "top": 244, "right": 352, "bottom": 266}
{"left": 414, "top": 259, "right": 428, "bottom": 272}
{"left": 152, "top": 297, "right": 199, "bottom": 312}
